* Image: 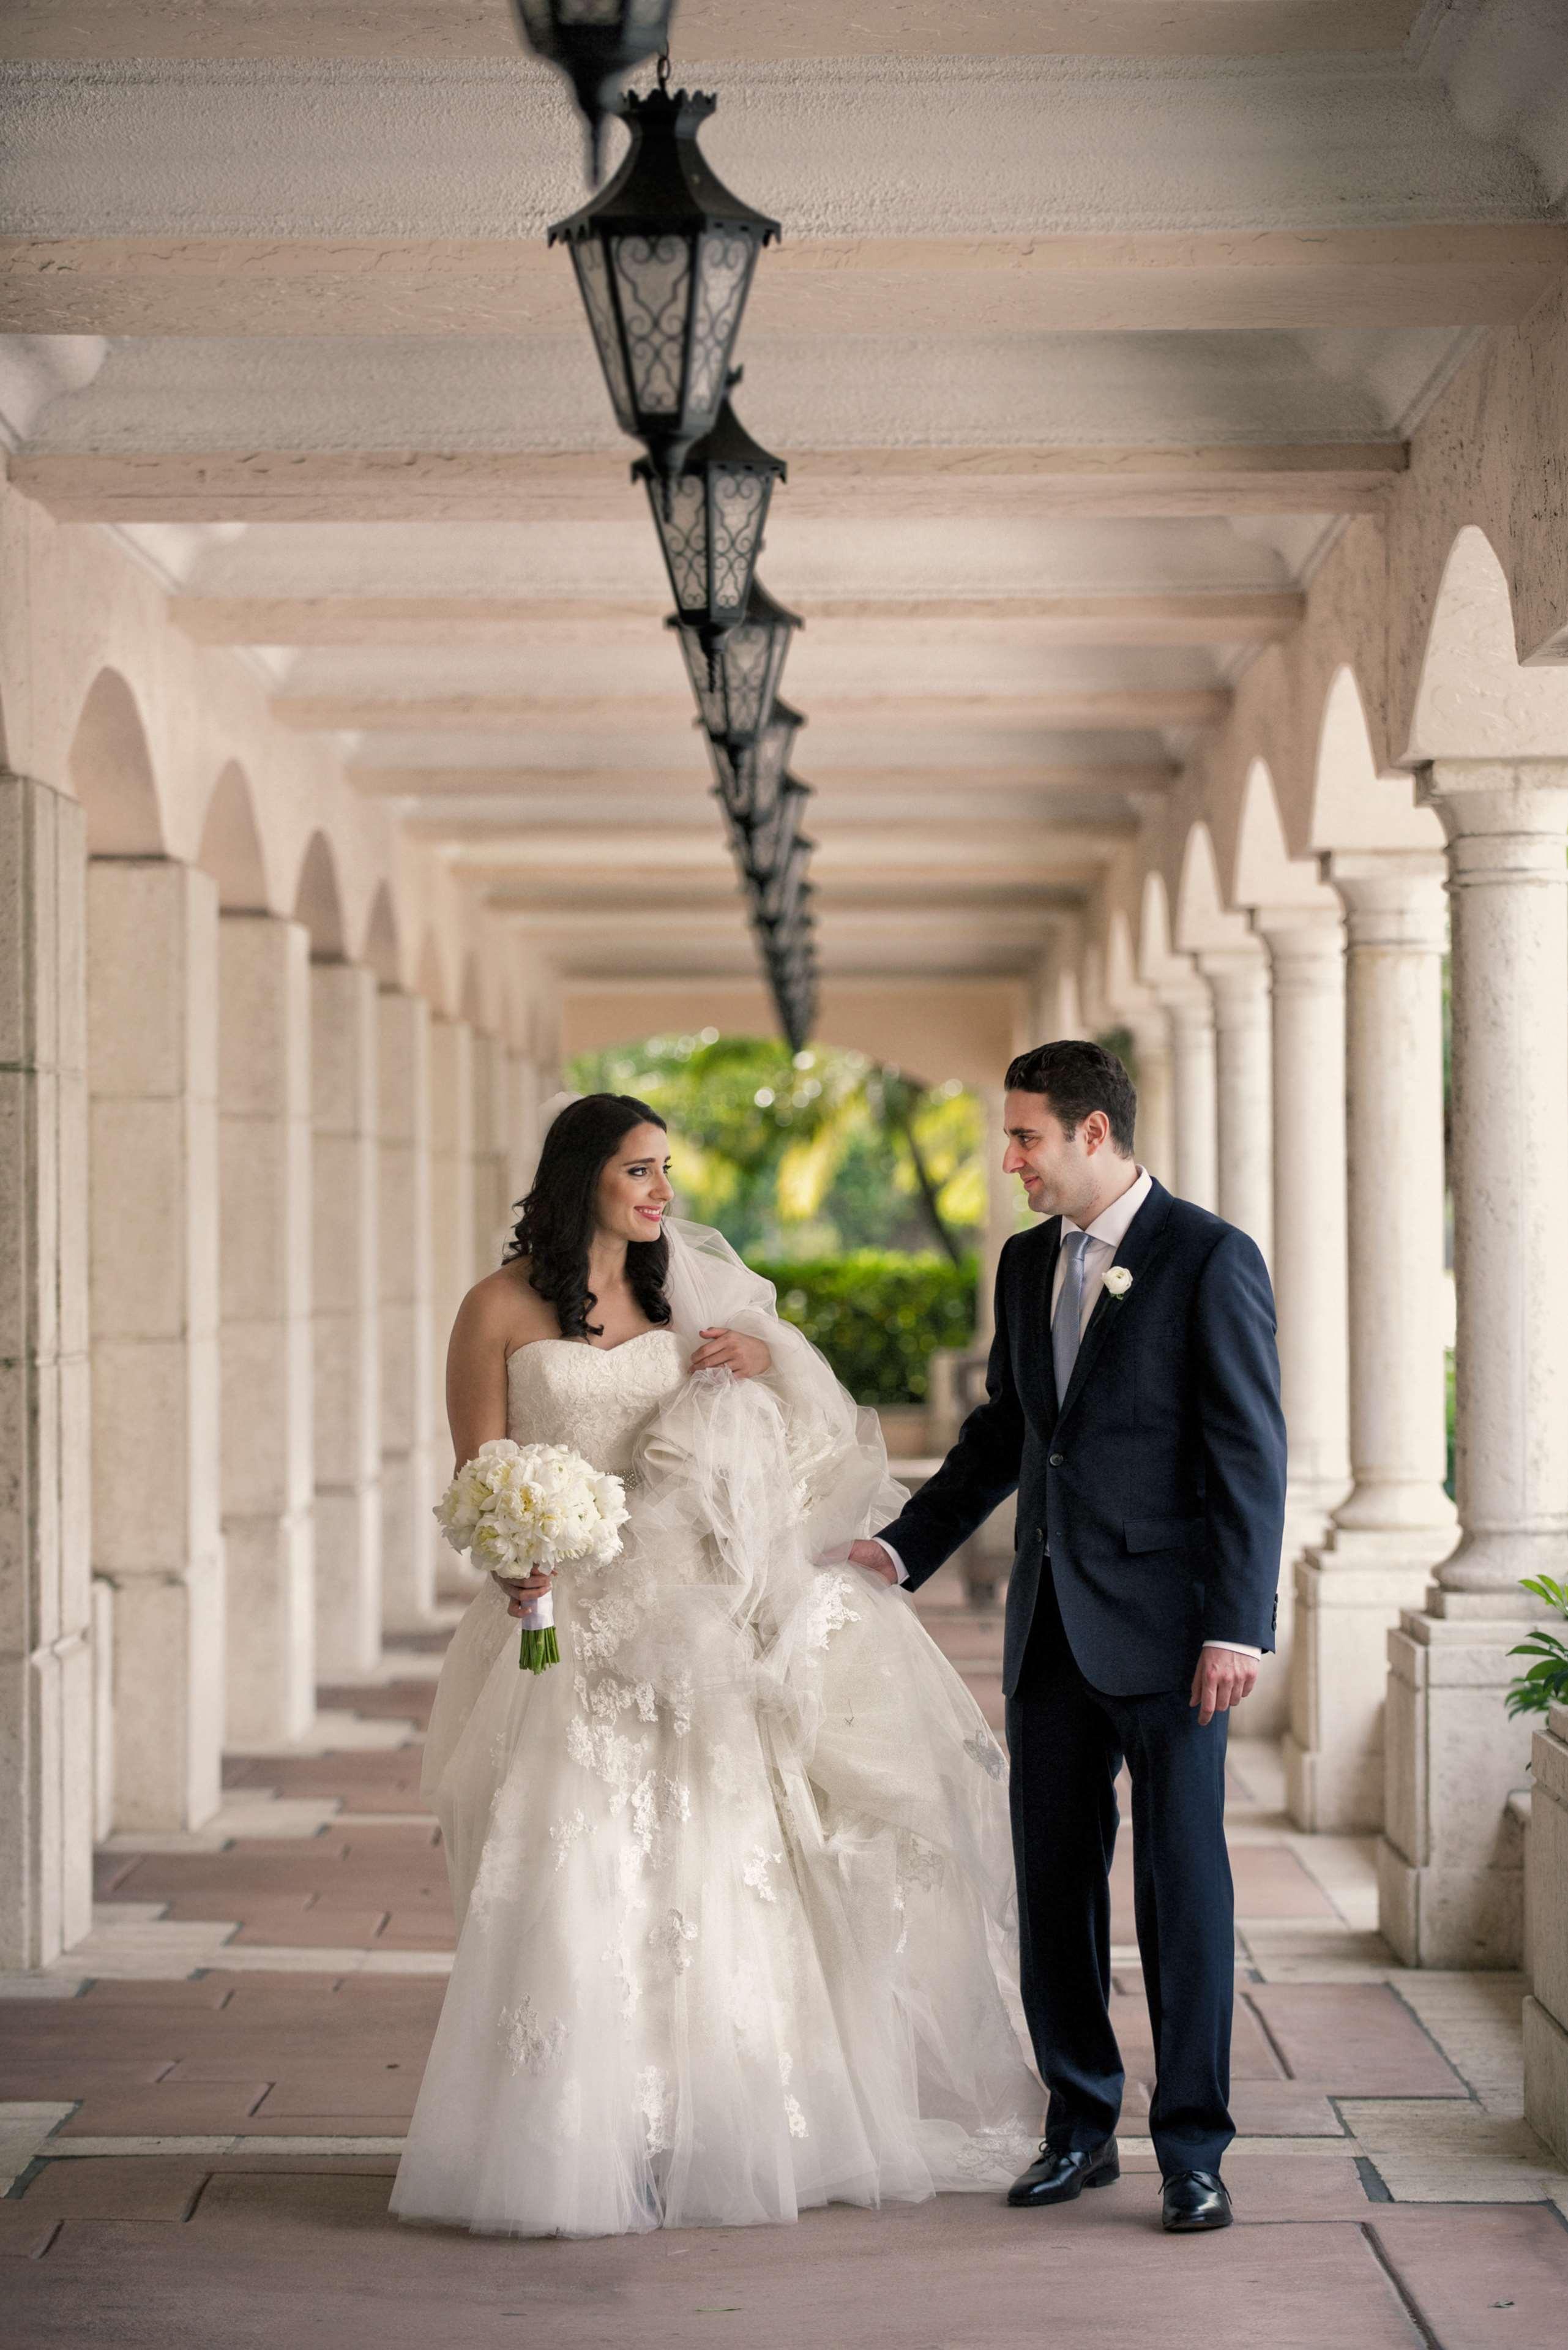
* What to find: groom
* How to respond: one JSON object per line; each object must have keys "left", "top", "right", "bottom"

{"left": 849, "top": 1040, "right": 1285, "bottom": 2233}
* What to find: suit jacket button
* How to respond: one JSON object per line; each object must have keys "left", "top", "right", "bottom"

{"left": 1049, "top": 1453, "right": 1064, "bottom": 1467}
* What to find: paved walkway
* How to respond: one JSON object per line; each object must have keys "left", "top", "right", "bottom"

{"left": 3, "top": 1584, "right": 1566, "bottom": 2348}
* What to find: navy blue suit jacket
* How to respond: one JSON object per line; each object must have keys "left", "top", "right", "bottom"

{"left": 878, "top": 1178, "right": 1287, "bottom": 1697}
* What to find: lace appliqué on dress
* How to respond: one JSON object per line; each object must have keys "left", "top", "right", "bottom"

{"left": 500, "top": 1997, "right": 567, "bottom": 2076}
{"left": 650, "top": 1907, "right": 699, "bottom": 1974}
{"left": 963, "top": 1729, "right": 1006, "bottom": 1781}
{"left": 743, "top": 1844, "right": 784, "bottom": 1903}
{"left": 805, "top": 1570, "right": 862, "bottom": 1651}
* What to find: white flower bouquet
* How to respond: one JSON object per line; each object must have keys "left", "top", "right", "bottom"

{"left": 434, "top": 1439, "right": 630, "bottom": 1672}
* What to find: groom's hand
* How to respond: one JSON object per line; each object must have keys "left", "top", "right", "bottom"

{"left": 846, "top": 1539, "right": 899, "bottom": 1585}
{"left": 1189, "top": 1646, "right": 1259, "bottom": 1726}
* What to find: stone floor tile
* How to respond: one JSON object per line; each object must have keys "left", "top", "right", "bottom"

{"left": 1214, "top": 2152, "right": 1377, "bottom": 2220}
{"left": 230, "top": 1910, "right": 389, "bottom": 1947}
{"left": 190, "top": 2172, "right": 398, "bottom": 2228}
{"left": 1231, "top": 1846, "right": 1340, "bottom": 1920}
{"left": 1368, "top": 2204, "right": 1568, "bottom": 2349}
{"left": 74, "top": 1979, "right": 235, "bottom": 2010}
{"left": 56, "top": 2084, "right": 271, "bottom": 2136}
{"left": 0, "top": 2202, "right": 1428, "bottom": 2350}
{"left": 16, "top": 2157, "right": 212, "bottom": 2220}
{"left": 252, "top": 2069, "right": 420, "bottom": 2119}
{"left": 1246, "top": 1983, "right": 1469, "bottom": 2097}
{"left": 0, "top": 2202, "right": 62, "bottom": 2256}
{"left": 1228, "top": 2081, "right": 1346, "bottom": 2136}
{"left": 1338, "top": 2101, "right": 1566, "bottom": 2202}
{"left": 1390, "top": 1974, "right": 1529, "bottom": 2116}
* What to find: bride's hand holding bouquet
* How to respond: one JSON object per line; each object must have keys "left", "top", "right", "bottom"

{"left": 434, "top": 1439, "right": 629, "bottom": 1672}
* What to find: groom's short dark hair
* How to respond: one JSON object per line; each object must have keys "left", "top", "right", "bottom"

{"left": 1005, "top": 1039, "right": 1138, "bottom": 1157}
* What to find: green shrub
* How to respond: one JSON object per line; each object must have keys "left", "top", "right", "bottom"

{"left": 746, "top": 1249, "right": 977, "bottom": 1405}
{"left": 1506, "top": 1576, "right": 1568, "bottom": 1721}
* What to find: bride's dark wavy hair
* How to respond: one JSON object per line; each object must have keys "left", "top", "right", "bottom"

{"left": 504, "top": 1094, "right": 673, "bottom": 1341}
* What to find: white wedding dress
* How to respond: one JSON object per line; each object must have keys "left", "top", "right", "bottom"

{"left": 392, "top": 1222, "right": 1040, "bottom": 2239}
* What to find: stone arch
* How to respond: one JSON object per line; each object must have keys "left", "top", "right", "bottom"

{"left": 1234, "top": 756, "right": 1337, "bottom": 913}
{"left": 361, "top": 882, "right": 401, "bottom": 987}
{"left": 459, "top": 951, "right": 485, "bottom": 1033}
{"left": 1405, "top": 524, "right": 1568, "bottom": 765}
{"left": 1105, "top": 907, "right": 1140, "bottom": 1010}
{"left": 1174, "top": 819, "right": 1252, "bottom": 954}
{"left": 291, "top": 831, "right": 347, "bottom": 962}
{"left": 67, "top": 668, "right": 165, "bottom": 856}
{"left": 1310, "top": 666, "right": 1443, "bottom": 855}
{"left": 1080, "top": 939, "right": 1108, "bottom": 1032}
{"left": 1137, "top": 867, "right": 1176, "bottom": 987}
{"left": 416, "top": 928, "right": 450, "bottom": 1016}
{"left": 195, "top": 761, "right": 269, "bottom": 908}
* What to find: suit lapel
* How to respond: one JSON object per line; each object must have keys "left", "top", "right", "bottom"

{"left": 1026, "top": 1219, "right": 1063, "bottom": 1430}
{"left": 1055, "top": 1178, "right": 1175, "bottom": 1426}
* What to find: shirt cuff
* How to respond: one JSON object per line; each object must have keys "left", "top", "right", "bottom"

{"left": 1203, "top": 1640, "right": 1263, "bottom": 1658}
{"left": 870, "top": 1538, "right": 910, "bottom": 1587}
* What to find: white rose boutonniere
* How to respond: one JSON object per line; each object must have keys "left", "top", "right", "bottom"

{"left": 1102, "top": 1266, "right": 1134, "bottom": 1300}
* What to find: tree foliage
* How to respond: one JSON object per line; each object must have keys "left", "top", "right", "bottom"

{"left": 567, "top": 1031, "right": 987, "bottom": 1263}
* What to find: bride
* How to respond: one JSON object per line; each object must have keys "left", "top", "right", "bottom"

{"left": 391, "top": 1093, "right": 1040, "bottom": 2239}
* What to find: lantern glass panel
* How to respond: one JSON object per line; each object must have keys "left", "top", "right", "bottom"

{"left": 611, "top": 234, "right": 691, "bottom": 413}
{"left": 570, "top": 242, "right": 635, "bottom": 432}
{"left": 709, "top": 469, "right": 768, "bottom": 614}
{"left": 654, "top": 474, "right": 708, "bottom": 608}
{"left": 688, "top": 230, "right": 758, "bottom": 415}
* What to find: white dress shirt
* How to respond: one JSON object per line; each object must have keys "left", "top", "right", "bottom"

{"left": 872, "top": 1164, "right": 1261, "bottom": 1659}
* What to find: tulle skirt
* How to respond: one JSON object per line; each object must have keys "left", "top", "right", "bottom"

{"left": 391, "top": 1371, "right": 1042, "bottom": 2239}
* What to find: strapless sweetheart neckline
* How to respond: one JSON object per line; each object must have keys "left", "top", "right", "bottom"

{"left": 508, "top": 1330, "right": 682, "bottom": 1366}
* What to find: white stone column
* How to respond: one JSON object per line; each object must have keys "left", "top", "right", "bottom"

{"left": 1288, "top": 855, "right": 1455, "bottom": 1832}
{"left": 1382, "top": 765, "right": 1568, "bottom": 1966}
{"left": 1200, "top": 944, "right": 1273, "bottom": 1261}
{"left": 974, "top": 1083, "right": 1017, "bottom": 1347}
{"left": 428, "top": 1018, "right": 476, "bottom": 1597}
{"left": 470, "top": 1031, "right": 512, "bottom": 1280}
{"left": 0, "top": 773, "right": 92, "bottom": 1966}
{"left": 378, "top": 989, "right": 435, "bottom": 1628}
{"left": 1244, "top": 909, "right": 1350, "bottom": 1740}
{"left": 1126, "top": 1008, "right": 1174, "bottom": 1188}
{"left": 1162, "top": 978, "right": 1217, "bottom": 1212}
{"left": 88, "top": 858, "right": 223, "bottom": 1830}
{"left": 218, "top": 913, "right": 314, "bottom": 1746}
{"left": 1525, "top": 1701, "right": 1568, "bottom": 2164}
{"left": 310, "top": 962, "right": 381, "bottom": 1679}
{"left": 507, "top": 1050, "right": 543, "bottom": 1208}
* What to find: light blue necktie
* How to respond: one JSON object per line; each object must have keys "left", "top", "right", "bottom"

{"left": 1051, "top": 1228, "right": 1094, "bottom": 1407}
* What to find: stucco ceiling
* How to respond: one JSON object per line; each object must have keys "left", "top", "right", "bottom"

{"left": 2, "top": 0, "right": 1566, "bottom": 1010}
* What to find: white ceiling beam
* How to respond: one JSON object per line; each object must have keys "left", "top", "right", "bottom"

{"left": 0, "top": 3, "right": 1425, "bottom": 65}
{"left": 277, "top": 686, "right": 1228, "bottom": 732}
{"left": 4, "top": 226, "right": 1559, "bottom": 342}
{"left": 349, "top": 762, "right": 1176, "bottom": 800}
{"left": 12, "top": 443, "right": 1406, "bottom": 523}
{"left": 175, "top": 591, "right": 1305, "bottom": 648}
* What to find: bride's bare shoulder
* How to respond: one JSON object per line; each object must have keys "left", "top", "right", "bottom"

{"left": 452, "top": 1260, "right": 556, "bottom": 1350}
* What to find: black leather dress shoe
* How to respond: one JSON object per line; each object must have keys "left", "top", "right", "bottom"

{"left": 1161, "top": 2171, "right": 1232, "bottom": 2232}
{"left": 1007, "top": 2139, "right": 1119, "bottom": 2207}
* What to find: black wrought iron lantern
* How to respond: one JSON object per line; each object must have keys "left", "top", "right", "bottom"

{"left": 739, "top": 776, "right": 812, "bottom": 883}
{"left": 634, "top": 377, "right": 785, "bottom": 668}
{"left": 752, "top": 829, "right": 814, "bottom": 927}
{"left": 550, "top": 82, "right": 780, "bottom": 477}
{"left": 674, "top": 578, "right": 801, "bottom": 750}
{"left": 708, "top": 697, "right": 804, "bottom": 831}
{"left": 510, "top": 1, "right": 678, "bottom": 179}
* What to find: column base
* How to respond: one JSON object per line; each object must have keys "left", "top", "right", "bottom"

{"left": 1524, "top": 1997, "right": 1568, "bottom": 2167}
{"left": 223, "top": 1508, "right": 315, "bottom": 1747}
{"left": 108, "top": 1553, "right": 225, "bottom": 1833}
{"left": 1284, "top": 1525, "right": 1450, "bottom": 1832}
{"left": 1236, "top": 1479, "right": 1345, "bottom": 1740}
{"left": 1378, "top": 1598, "right": 1538, "bottom": 1967}
{"left": 1524, "top": 1705, "right": 1568, "bottom": 2163}
{"left": 313, "top": 1483, "right": 383, "bottom": 1679}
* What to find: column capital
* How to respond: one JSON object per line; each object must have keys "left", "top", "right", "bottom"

{"left": 1198, "top": 941, "right": 1269, "bottom": 1023}
{"left": 1323, "top": 849, "right": 1448, "bottom": 948}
